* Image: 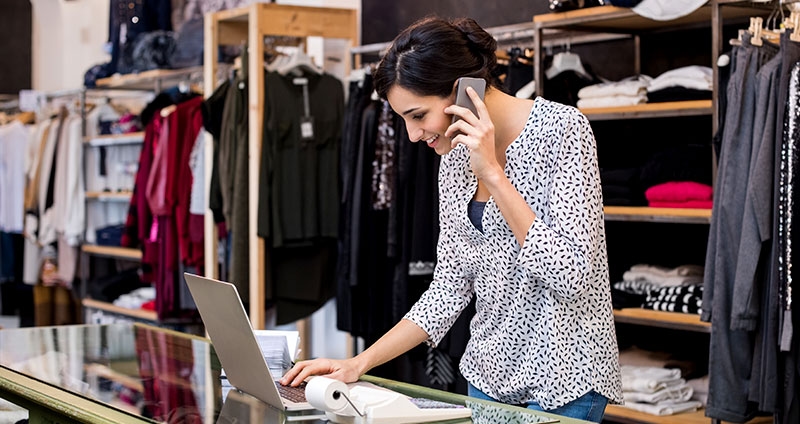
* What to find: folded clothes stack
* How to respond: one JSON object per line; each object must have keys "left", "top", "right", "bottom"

{"left": 647, "top": 66, "right": 713, "bottom": 103}
{"left": 620, "top": 365, "right": 703, "bottom": 416}
{"left": 576, "top": 75, "right": 651, "bottom": 109}
{"left": 645, "top": 181, "right": 713, "bottom": 209}
{"left": 576, "top": 65, "right": 713, "bottom": 108}
{"left": 612, "top": 264, "right": 704, "bottom": 313}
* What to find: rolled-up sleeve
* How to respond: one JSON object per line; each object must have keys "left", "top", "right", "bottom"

{"left": 404, "top": 219, "right": 473, "bottom": 348}
{"left": 515, "top": 111, "right": 603, "bottom": 302}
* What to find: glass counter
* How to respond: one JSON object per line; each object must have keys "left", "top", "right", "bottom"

{"left": 0, "top": 324, "right": 584, "bottom": 424}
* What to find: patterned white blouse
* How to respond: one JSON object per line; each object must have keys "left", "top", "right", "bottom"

{"left": 404, "top": 97, "right": 623, "bottom": 409}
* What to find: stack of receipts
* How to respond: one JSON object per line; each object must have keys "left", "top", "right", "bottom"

{"left": 220, "top": 330, "right": 300, "bottom": 398}
{"left": 255, "top": 330, "right": 300, "bottom": 378}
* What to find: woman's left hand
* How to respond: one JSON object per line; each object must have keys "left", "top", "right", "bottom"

{"left": 445, "top": 87, "right": 503, "bottom": 180}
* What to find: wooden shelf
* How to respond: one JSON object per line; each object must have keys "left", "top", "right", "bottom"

{"left": 95, "top": 66, "right": 203, "bottom": 91}
{"left": 614, "top": 308, "right": 710, "bottom": 333}
{"left": 84, "top": 132, "right": 144, "bottom": 147}
{"left": 85, "top": 191, "right": 132, "bottom": 201}
{"left": 605, "top": 405, "right": 774, "bottom": 424}
{"left": 581, "top": 100, "right": 712, "bottom": 121}
{"left": 82, "top": 298, "right": 157, "bottom": 322}
{"left": 604, "top": 206, "right": 712, "bottom": 224}
{"left": 81, "top": 245, "right": 142, "bottom": 260}
{"left": 604, "top": 405, "right": 707, "bottom": 424}
{"left": 533, "top": 3, "right": 767, "bottom": 32}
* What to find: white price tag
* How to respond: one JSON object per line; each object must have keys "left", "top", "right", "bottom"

{"left": 300, "top": 117, "right": 314, "bottom": 140}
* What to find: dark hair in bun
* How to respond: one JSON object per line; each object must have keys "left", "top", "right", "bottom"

{"left": 374, "top": 16, "right": 499, "bottom": 99}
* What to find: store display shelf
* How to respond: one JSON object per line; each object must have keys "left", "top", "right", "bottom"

{"left": 533, "top": 2, "right": 766, "bottom": 32}
{"left": 81, "top": 245, "right": 142, "bottom": 260}
{"left": 82, "top": 298, "right": 157, "bottom": 322}
{"left": 614, "top": 308, "right": 710, "bottom": 333}
{"left": 604, "top": 405, "right": 707, "bottom": 424}
{"left": 95, "top": 66, "right": 203, "bottom": 91}
{"left": 84, "top": 132, "right": 144, "bottom": 147}
{"left": 580, "top": 100, "right": 712, "bottom": 121}
{"left": 605, "top": 405, "right": 775, "bottom": 424}
{"left": 604, "top": 207, "right": 712, "bottom": 224}
{"left": 85, "top": 191, "right": 132, "bottom": 201}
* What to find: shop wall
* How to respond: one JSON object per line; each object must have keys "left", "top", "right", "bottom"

{"left": 359, "top": 2, "right": 720, "bottom": 88}
{"left": 361, "top": 0, "right": 550, "bottom": 44}
{"left": 359, "top": 0, "right": 639, "bottom": 81}
{"left": 0, "top": 0, "right": 32, "bottom": 94}
{"left": 30, "top": 0, "right": 111, "bottom": 91}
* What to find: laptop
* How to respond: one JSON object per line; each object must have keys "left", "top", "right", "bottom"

{"left": 185, "top": 273, "right": 474, "bottom": 422}
{"left": 183, "top": 272, "right": 315, "bottom": 411}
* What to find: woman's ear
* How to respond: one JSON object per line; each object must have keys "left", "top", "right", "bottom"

{"left": 449, "top": 79, "right": 460, "bottom": 102}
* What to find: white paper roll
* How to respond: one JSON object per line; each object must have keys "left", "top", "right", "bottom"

{"left": 305, "top": 376, "right": 351, "bottom": 413}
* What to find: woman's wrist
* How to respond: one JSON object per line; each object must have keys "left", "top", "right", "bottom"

{"left": 351, "top": 353, "right": 371, "bottom": 377}
{"left": 480, "top": 165, "right": 508, "bottom": 190}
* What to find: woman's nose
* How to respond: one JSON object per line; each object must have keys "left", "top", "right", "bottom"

{"left": 409, "top": 126, "right": 423, "bottom": 143}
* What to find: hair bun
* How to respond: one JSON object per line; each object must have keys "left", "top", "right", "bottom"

{"left": 452, "top": 18, "right": 497, "bottom": 58}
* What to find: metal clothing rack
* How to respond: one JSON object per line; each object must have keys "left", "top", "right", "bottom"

{"left": 348, "top": 22, "right": 629, "bottom": 69}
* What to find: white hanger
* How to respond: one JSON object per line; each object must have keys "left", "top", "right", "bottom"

{"left": 275, "top": 46, "right": 321, "bottom": 76}
{"left": 545, "top": 40, "right": 590, "bottom": 80}
{"left": 515, "top": 79, "right": 536, "bottom": 99}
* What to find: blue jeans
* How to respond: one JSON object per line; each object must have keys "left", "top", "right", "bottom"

{"left": 468, "top": 383, "right": 608, "bottom": 423}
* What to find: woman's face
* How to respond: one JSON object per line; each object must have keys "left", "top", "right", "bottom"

{"left": 387, "top": 85, "right": 455, "bottom": 156}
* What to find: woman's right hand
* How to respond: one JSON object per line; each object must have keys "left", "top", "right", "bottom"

{"left": 279, "top": 357, "right": 363, "bottom": 387}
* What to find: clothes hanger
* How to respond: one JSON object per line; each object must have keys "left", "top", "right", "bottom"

{"left": 276, "top": 45, "right": 321, "bottom": 76}
{"left": 14, "top": 111, "right": 36, "bottom": 125}
{"left": 515, "top": 79, "right": 536, "bottom": 99}
{"left": 790, "top": 6, "right": 800, "bottom": 42}
{"left": 750, "top": 1, "right": 791, "bottom": 44}
{"left": 750, "top": 17, "right": 765, "bottom": 46}
{"left": 545, "top": 39, "right": 590, "bottom": 80}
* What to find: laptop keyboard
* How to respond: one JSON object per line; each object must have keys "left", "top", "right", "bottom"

{"left": 276, "top": 381, "right": 308, "bottom": 403}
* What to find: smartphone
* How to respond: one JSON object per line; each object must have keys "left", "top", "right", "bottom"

{"left": 451, "top": 77, "right": 487, "bottom": 126}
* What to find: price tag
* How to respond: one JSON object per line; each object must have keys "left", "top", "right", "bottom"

{"left": 300, "top": 116, "right": 314, "bottom": 141}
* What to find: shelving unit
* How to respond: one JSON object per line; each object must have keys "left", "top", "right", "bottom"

{"left": 604, "top": 207, "right": 712, "bottom": 224}
{"left": 580, "top": 100, "right": 712, "bottom": 121}
{"left": 84, "top": 132, "right": 145, "bottom": 147}
{"left": 605, "top": 406, "right": 774, "bottom": 424}
{"left": 605, "top": 405, "right": 707, "bottom": 424}
{"left": 204, "top": 3, "right": 358, "bottom": 333}
{"left": 96, "top": 66, "right": 203, "bottom": 91}
{"left": 531, "top": 3, "right": 772, "bottom": 423}
{"left": 614, "top": 308, "right": 709, "bottom": 333}
{"left": 84, "top": 191, "right": 132, "bottom": 201}
{"left": 80, "top": 67, "right": 203, "bottom": 328}
{"left": 80, "top": 245, "right": 142, "bottom": 261}
{"left": 533, "top": 1, "right": 771, "bottom": 133}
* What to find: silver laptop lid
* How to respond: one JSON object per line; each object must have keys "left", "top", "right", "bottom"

{"left": 183, "top": 273, "right": 312, "bottom": 411}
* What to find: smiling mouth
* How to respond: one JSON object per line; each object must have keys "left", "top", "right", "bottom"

{"left": 425, "top": 135, "right": 439, "bottom": 146}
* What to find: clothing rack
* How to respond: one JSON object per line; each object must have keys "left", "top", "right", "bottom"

{"left": 348, "top": 22, "right": 627, "bottom": 69}
{"left": 204, "top": 4, "right": 358, "bottom": 342}
{"left": 0, "top": 98, "right": 18, "bottom": 112}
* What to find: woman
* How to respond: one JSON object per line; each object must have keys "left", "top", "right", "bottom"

{"left": 281, "top": 16, "right": 622, "bottom": 422}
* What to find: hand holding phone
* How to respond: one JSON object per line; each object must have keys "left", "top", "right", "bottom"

{"left": 451, "top": 77, "right": 487, "bottom": 127}
{"left": 447, "top": 77, "right": 502, "bottom": 180}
